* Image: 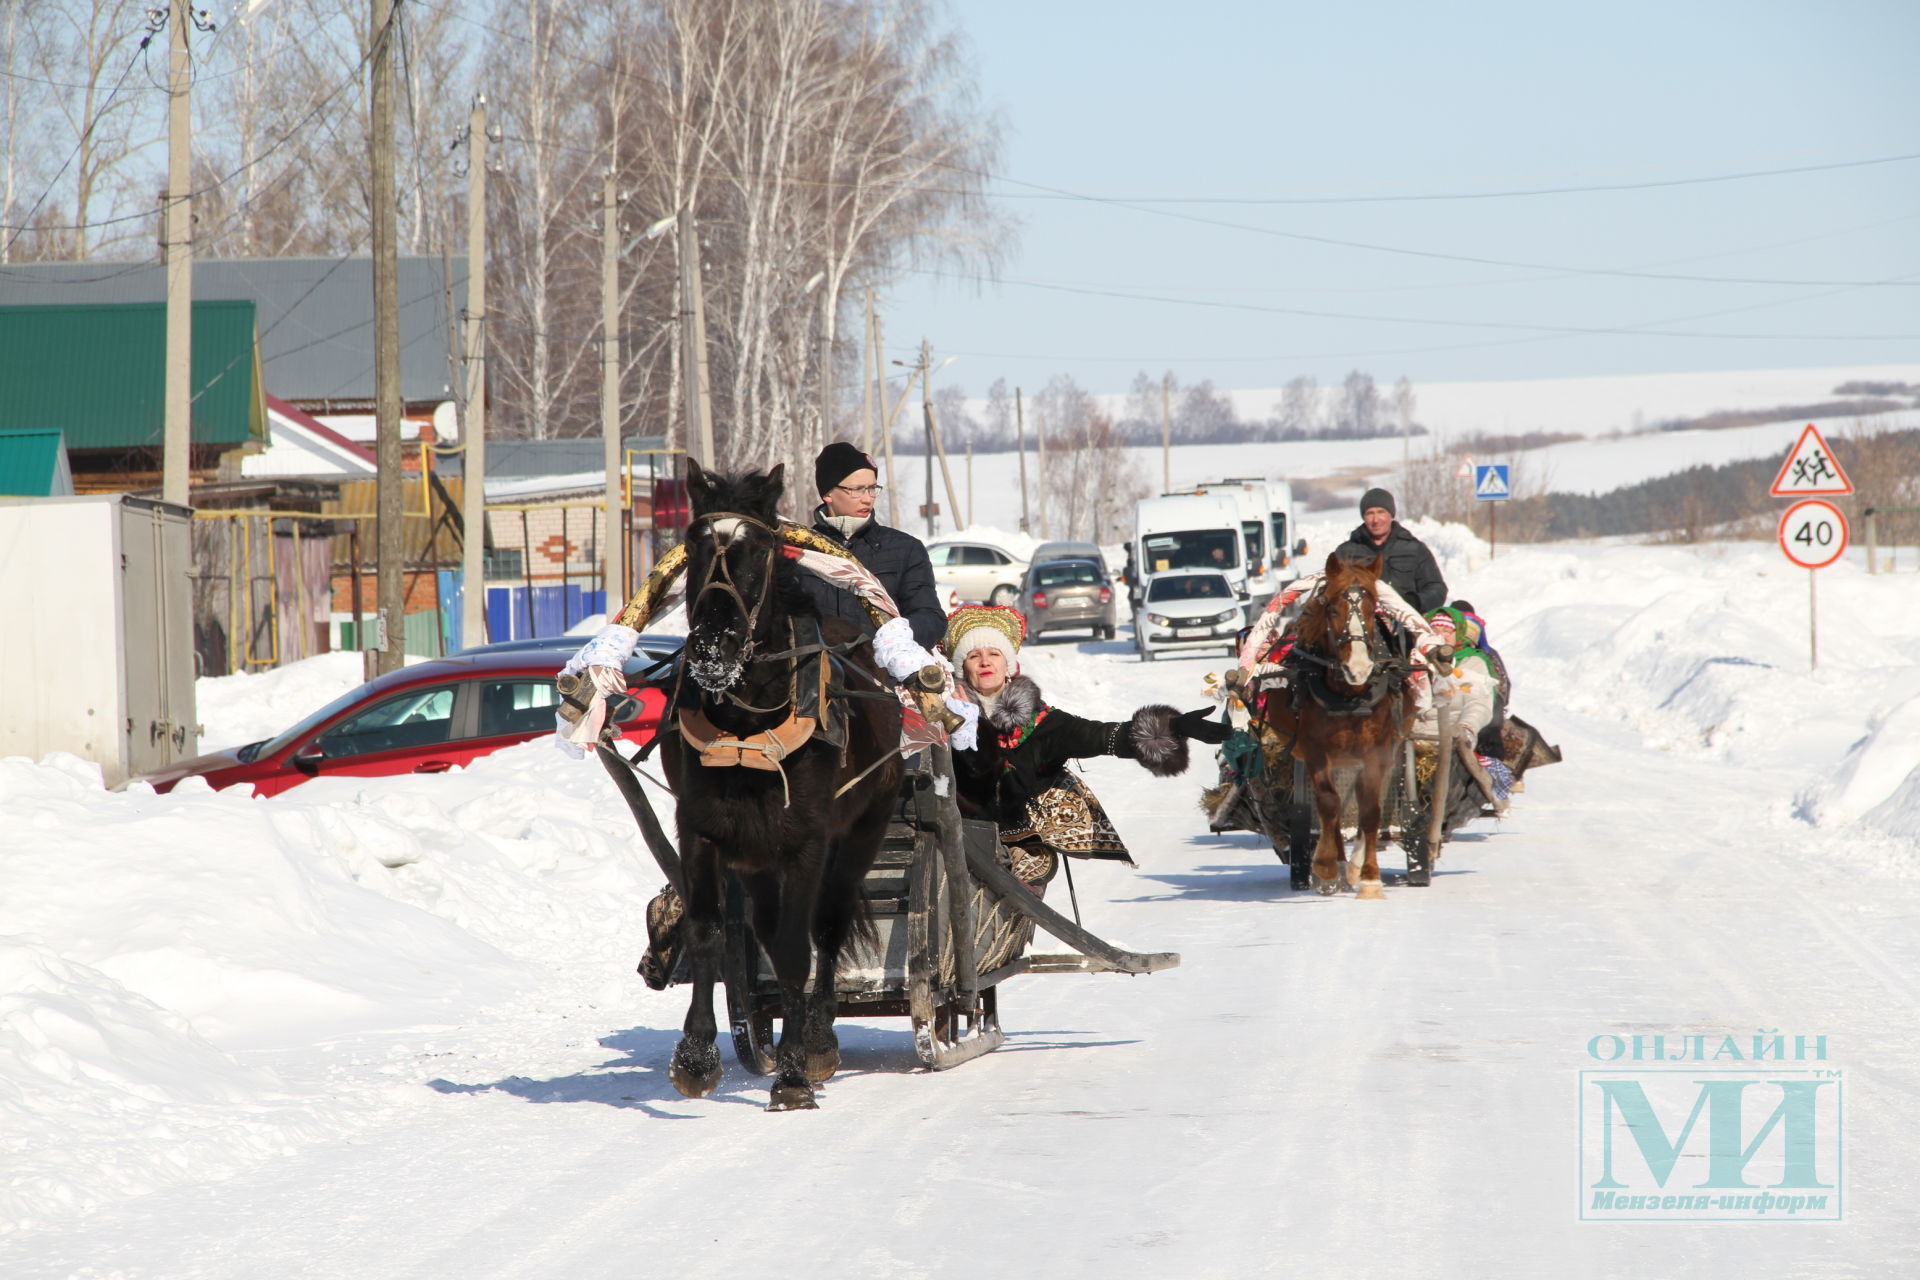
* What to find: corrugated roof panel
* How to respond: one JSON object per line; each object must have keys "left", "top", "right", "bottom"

{"left": 0, "top": 301, "right": 266, "bottom": 450}
{"left": 0, "top": 429, "right": 73, "bottom": 496}
{"left": 0, "top": 257, "right": 464, "bottom": 404}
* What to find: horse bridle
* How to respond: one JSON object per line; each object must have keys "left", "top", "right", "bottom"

{"left": 683, "top": 508, "right": 789, "bottom": 709}
{"left": 688, "top": 509, "right": 780, "bottom": 654}
{"left": 1336, "top": 584, "right": 1390, "bottom": 669}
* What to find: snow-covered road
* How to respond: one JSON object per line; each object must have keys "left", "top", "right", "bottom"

{"left": 6, "top": 528, "right": 1919, "bottom": 1278}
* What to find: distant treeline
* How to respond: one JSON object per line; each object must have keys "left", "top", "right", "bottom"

{"left": 1650, "top": 398, "right": 1910, "bottom": 434}
{"left": 892, "top": 369, "right": 1427, "bottom": 454}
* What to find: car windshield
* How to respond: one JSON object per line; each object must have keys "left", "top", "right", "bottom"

{"left": 1147, "top": 574, "right": 1232, "bottom": 602}
{"left": 1242, "top": 520, "right": 1266, "bottom": 562}
{"left": 1142, "top": 528, "right": 1239, "bottom": 572}
{"left": 1036, "top": 561, "right": 1102, "bottom": 587}
{"left": 253, "top": 685, "right": 385, "bottom": 759}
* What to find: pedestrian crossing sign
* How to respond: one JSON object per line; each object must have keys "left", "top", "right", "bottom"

{"left": 1474, "top": 464, "right": 1511, "bottom": 501}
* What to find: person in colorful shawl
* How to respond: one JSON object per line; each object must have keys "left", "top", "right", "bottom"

{"left": 943, "top": 605, "right": 1229, "bottom": 886}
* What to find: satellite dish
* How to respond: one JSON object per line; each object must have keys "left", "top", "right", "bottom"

{"left": 432, "top": 400, "right": 460, "bottom": 442}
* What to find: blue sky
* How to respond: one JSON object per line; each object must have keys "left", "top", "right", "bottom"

{"left": 880, "top": 1, "right": 1920, "bottom": 401}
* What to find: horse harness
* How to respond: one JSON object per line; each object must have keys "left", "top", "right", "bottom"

{"left": 673, "top": 508, "right": 896, "bottom": 803}
{"left": 1273, "top": 585, "right": 1416, "bottom": 719}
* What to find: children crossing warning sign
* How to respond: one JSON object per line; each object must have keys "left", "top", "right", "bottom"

{"left": 1770, "top": 424, "right": 1853, "bottom": 497}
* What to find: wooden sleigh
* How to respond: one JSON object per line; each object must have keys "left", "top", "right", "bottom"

{"left": 598, "top": 740, "right": 1178, "bottom": 1072}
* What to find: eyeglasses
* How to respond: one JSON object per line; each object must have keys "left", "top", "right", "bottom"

{"left": 833, "top": 484, "right": 883, "bottom": 497}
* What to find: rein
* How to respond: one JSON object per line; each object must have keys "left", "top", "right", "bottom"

{"left": 675, "top": 508, "right": 893, "bottom": 805}
{"left": 1287, "top": 581, "right": 1412, "bottom": 717}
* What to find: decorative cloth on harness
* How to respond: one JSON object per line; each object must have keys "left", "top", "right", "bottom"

{"left": 568, "top": 520, "right": 971, "bottom": 763}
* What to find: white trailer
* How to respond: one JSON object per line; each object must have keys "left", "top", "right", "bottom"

{"left": 1132, "top": 492, "right": 1252, "bottom": 626}
{"left": 0, "top": 493, "right": 198, "bottom": 785}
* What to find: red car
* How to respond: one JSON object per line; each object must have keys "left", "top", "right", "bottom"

{"left": 136, "top": 648, "right": 670, "bottom": 797}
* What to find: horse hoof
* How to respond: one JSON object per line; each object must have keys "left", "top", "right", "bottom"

{"left": 804, "top": 1046, "right": 840, "bottom": 1084}
{"left": 767, "top": 1080, "right": 818, "bottom": 1111}
{"left": 669, "top": 1041, "right": 723, "bottom": 1098}
{"left": 1356, "top": 881, "right": 1384, "bottom": 900}
{"left": 1311, "top": 875, "right": 1339, "bottom": 896}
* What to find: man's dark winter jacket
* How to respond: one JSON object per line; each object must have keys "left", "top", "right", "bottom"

{"left": 951, "top": 673, "right": 1186, "bottom": 849}
{"left": 797, "top": 506, "right": 945, "bottom": 649}
{"left": 1333, "top": 520, "right": 1448, "bottom": 613}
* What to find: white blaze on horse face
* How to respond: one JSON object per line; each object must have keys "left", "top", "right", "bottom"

{"left": 687, "top": 524, "right": 753, "bottom": 691}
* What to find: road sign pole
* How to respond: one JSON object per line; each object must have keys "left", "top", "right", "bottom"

{"left": 1490, "top": 500, "right": 1497, "bottom": 560}
{"left": 1809, "top": 569, "right": 1817, "bottom": 671}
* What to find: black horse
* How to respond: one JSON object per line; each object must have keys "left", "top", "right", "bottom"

{"left": 658, "top": 460, "right": 903, "bottom": 1110}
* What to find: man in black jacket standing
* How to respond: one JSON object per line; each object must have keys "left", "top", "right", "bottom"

{"left": 1335, "top": 486, "right": 1448, "bottom": 613}
{"left": 800, "top": 441, "right": 946, "bottom": 649}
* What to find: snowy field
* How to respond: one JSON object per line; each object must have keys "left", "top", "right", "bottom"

{"left": 925, "top": 363, "right": 1920, "bottom": 537}
{"left": 6, "top": 483, "right": 1920, "bottom": 1275}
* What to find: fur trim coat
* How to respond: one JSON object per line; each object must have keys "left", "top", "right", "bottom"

{"left": 952, "top": 673, "right": 1190, "bottom": 847}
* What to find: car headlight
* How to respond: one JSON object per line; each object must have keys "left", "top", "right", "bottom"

{"left": 1145, "top": 612, "right": 1172, "bottom": 626}
{"left": 1217, "top": 609, "right": 1240, "bottom": 624}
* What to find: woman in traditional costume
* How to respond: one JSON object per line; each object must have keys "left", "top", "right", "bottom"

{"left": 943, "top": 606, "right": 1228, "bottom": 887}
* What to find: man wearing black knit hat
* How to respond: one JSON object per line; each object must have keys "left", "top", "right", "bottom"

{"left": 1333, "top": 486, "right": 1448, "bottom": 613}
{"left": 799, "top": 441, "right": 945, "bottom": 649}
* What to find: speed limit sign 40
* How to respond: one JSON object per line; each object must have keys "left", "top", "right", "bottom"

{"left": 1778, "top": 498, "right": 1849, "bottom": 570}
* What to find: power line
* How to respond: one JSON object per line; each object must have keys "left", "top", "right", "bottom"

{"left": 964, "top": 149, "right": 1920, "bottom": 205}
{"left": 904, "top": 266, "right": 1920, "bottom": 344}
{"left": 1, "top": 36, "right": 147, "bottom": 258}
{"left": 1, "top": 33, "right": 379, "bottom": 237}
{"left": 948, "top": 164, "right": 1920, "bottom": 290}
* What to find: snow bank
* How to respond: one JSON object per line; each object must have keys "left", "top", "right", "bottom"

{"left": 0, "top": 723, "right": 675, "bottom": 1228}
{"left": 1431, "top": 533, "right": 1920, "bottom": 851}
{"left": 1795, "top": 693, "right": 1920, "bottom": 839}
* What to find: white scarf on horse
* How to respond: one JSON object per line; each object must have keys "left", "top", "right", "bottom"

{"left": 1237, "top": 571, "right": 1438, "bottom": 674}
{"left": 556, "top": 538, "right": 977, "bottom": 756}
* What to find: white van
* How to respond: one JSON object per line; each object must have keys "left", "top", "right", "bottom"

{"left": 1193, "top": 479, "right": 1281, "bottom": 614}
{"left": 1260, "top": 479, "right": 1305, "bottom": 577}
{"left": 1132, "top": 492, "right": 1251, "bottom": 627}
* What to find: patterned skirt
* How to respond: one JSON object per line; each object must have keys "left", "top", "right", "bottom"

{"left": 1001, "top": 771, "right": 1136, "bottom": 867}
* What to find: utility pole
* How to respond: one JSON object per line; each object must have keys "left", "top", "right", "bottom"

{"left": 459, "top": 95, "right": 488, "bottom": 652}
{"left": 817, "top": 270, "right": 833, "bottom": 452}
{"left": 1015, "top": 387, "right": 1030, "bottom": 534}
{"left": 861, "top": 288, "right": 876, "bottom": 456}
{"left": 1036, "top": 406, "right": 1050, "bottom": 539}
{"left": 162, "top": 0, "right": 195, "bottom": 509}
{"left": 1160, "top": 371, "right": 1172, "bottom": 494}
{"left": 876, "top": 311, "right": 897, "bottom": 526}
{"left": 601, "top": 168, "right": 624, "bottom": 606}
{"left": 921, "top": 343, "right": 935, "bottom": 538}
{"left": 371, "top": 0, "right": 404, "bottom": 674}
{"left": 1401, "top": 384, "right": 1412, "bottom": 475}
{"left": 678, "top": 209, "right": 716, "bottom": 468}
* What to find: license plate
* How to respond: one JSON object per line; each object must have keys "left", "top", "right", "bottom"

{"left": 1175, "top": 627, "right": 1208, "bottom": 638}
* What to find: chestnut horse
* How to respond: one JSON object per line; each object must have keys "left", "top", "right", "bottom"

{"left": 657, "top": 460, "right": 903, "bottom": 1110}
{"left": 1260, "top": 552, "right": 1420, "bottom": 898}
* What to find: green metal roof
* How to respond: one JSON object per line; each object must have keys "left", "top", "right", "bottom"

{"left": 0, "top": 301, "right": 267, "bottom": 450}
{"left": 0, "top": 428, "right": 73, "bottom": 496}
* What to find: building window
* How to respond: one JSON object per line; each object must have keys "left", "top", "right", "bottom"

{"left": 484, "top": 548, "right": 524, "bottom": 578}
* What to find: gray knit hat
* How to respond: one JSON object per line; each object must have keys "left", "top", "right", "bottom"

{"left": 1359, "top": 487, "right": 1396, "bottom": 517}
